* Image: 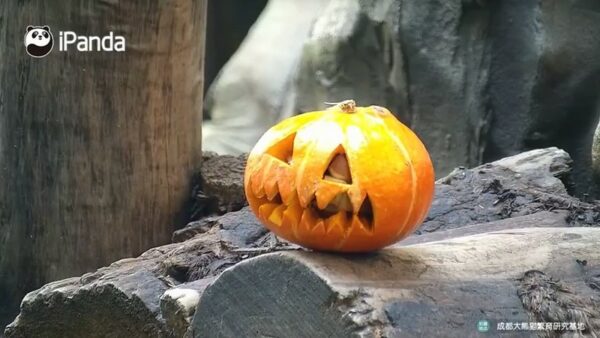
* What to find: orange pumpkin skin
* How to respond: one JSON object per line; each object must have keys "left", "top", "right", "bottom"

{"left": 244, "top": 100, "right": 435, "bottom": 252}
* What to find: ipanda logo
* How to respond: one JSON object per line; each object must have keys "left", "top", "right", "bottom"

{"left": 25, "top": 25, "right": 126, "bottom": 58}
{"left": 24, "top": 26, "right": 53, "bottom": 58}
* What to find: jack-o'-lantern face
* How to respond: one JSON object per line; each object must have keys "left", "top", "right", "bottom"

{"left": 244, "top": 100, "right": 435, "bottom": 252}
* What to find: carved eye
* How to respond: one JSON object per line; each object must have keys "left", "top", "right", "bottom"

{"left": 244, "top": 101, "right": 435, "bottom": 252}
{"left": 43, "top": 31, "right": 49, "bottom": 38}
{"left": 265, "top": 132, "right": 295, "bottom": 165}
{"left": 32, "top": 31, "right": 38, "bottom": 38}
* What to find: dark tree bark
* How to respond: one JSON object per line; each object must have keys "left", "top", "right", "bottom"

{"left": 0, "top": 0, "right": 206, "bottom": 327}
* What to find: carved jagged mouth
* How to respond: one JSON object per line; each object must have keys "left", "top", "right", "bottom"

{"left": 309, "top": 192, "right": 373, "bottom": 229}
{"left": 254, "top": 183, "right": 374, "bottom": 235}
{"left": 250, "top": 133, "right": 376, "bottom": 246}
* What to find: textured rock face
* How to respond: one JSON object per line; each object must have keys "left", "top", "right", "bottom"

{"left": 204, "top": 0, "right": 600, "bottom": 196}
{"left": 292, "top": 0, "right": 407, "bottom": 120}
{"left": 485, "top": 0, "right": 600, "bottom": 198}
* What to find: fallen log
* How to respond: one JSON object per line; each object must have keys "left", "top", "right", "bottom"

{"left": 192, "top": 227, "right": 600, "bottom": 337}
{"left": 5, "top": 148, "right": 599, "bottom": 337}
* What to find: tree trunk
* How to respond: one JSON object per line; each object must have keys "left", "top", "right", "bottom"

{"left": 0, "top": 0, "right": 206, "bottom": 327}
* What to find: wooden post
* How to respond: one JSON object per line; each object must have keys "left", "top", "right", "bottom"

{"left": 0, "top": 0, "right": 206, "bottom": 326}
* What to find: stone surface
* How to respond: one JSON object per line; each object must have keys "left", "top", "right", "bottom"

{"left": 190, "top": 152, "right": 248, "bottom": 218}
{"left": 192, "top": 228, "right": 600, "bottom": 337}
{"left": 420, "top": 147, "right": 599, "bottom": 234}
{"left": 174, "top": 207, "right": 266, "bottom": 244}
{"left": 292, "top": 0, "right": 408, "bottom": 121}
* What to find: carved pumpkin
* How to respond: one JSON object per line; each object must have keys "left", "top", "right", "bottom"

{"left": 244, "top": 100, "right": 435, "bottom": 252}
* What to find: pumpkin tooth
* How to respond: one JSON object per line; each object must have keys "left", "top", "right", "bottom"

{"left": 263, "top": 170, "right": 280, "bottom": 201}
{"left": 267, "top": 204, "right": 286, "bottom": 226}
{"left": 258, "top": 203, "right": 279, "bottom": 224}
{"left": 283, "top": 191, "right": 300, "bottom": 208}
{"left": 315, "top": 182, "right": 346, "bottom": 210}
{"left": 347, "top": 186, "right": 367, "bottom": 213}
{"left": 335, "top": 215, "right": 374, "bottom": 251}
{"left": 250, "top": 170, "right": 266, "bottom": 198}
{"left": 334, "top": 215, "right": 355, "bottom": 250}
{"left": 297, "top": 183, "right": 318, "bottom": 208}
{"left": 282, "top": 202, "right": 303, "bottom": 239}
{"left": 324, "top": 212, "right": 348, "bottom": 250}
{"left": 299, "top": 208, "right": 319, "bottom": 232}
{"left": 325, "top": 212, "right": 348, "bottom": 234}
{"left": 311, "top": 220, "right": 326, "bottom": 235}
{"left": 277, "top": 176, "right": 295, "bottom": 204}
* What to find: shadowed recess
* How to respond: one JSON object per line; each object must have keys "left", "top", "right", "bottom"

{"left": 358, "top": 194, "right": 374, "bottom": 229}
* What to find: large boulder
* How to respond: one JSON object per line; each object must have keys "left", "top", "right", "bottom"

{"left": 484, "top": 0, "right": 600, "bottom": 198}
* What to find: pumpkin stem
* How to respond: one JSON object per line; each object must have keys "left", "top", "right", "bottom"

{"left": 325, "top": 99, "right": 356, "bottom": 113}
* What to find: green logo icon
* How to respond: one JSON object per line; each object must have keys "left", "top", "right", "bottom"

{"left": 477, "top": 320, "right": 490, "bottom": 332}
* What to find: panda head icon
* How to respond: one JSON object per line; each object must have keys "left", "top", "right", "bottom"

{"left": 24, "top": 25, "right": 53, "bottom": 58}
